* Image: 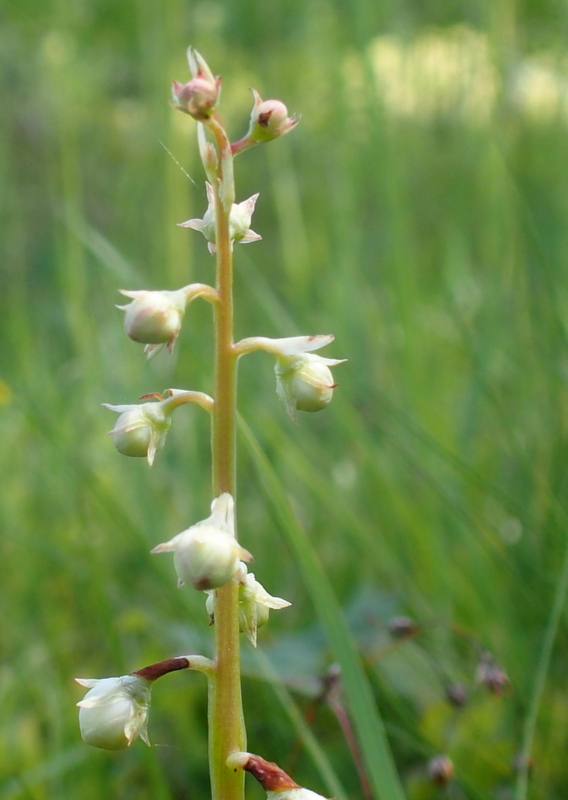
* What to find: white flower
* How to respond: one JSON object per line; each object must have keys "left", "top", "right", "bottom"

{"left": 178, "top": 182, "right": 261, "bottom": 254}
{"left": 103, "top": 399, "right": 172, "bottom": 466}
{"left": 151, "top": 493, "right": 252, "bottom": 590}
{"left": 75, "top": 675, "right": 151, "bottom": 750}
{"left": 206, "top": 566, "right": 291, "bottom": 646}
{"left": 275, "top": 353, "right": 345, "bottom": 418}
{"left": 233, "top": 335, "right": 346, "bottom": 420}
{"left": 116, "top": 283, "right": 217, "bottom": 358}
{"left": 103, "top": 390, "right": 212, "bottom": 466}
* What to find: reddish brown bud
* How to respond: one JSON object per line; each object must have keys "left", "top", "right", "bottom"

{"left": 476, "top": 656, "right": 510, "bottom": 695}
{"left": 445, "top": 683, "right": 468, "bottom": 707}
{"left": 428, "top": 755, "right": 454, "bottom": 786}
{"left": 387, "top": 616, "right": 418, "bottom": 639}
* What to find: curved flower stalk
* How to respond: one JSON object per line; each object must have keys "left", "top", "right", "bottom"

{"left": 227, "top": 752, "right": 330, "bottom": 800}
{"left": 178, "top": 181, "right": 261, "bottom": 254}
{"left": 151, "top": 493, "right": 253, "bottom": 590}
{"left": 117, "top": 283, "right": 219, "bottom": 358}
{"left": 206, "top": 563, "right": 291, "bottom": 646}
{"left": 234, "top": 334, "right": 346, "bottom": 420}
{"left": 103, "top": 389, "right": 214, "bottom": 466}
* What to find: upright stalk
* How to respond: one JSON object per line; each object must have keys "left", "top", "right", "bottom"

{"left": 208, "top": 119, "right": 246, "bottom": 800}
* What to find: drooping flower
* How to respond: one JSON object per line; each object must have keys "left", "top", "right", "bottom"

{"left": 103, "top": 390, "right": 213, "bottom": 466}
{"left": 171, "top": 47, "right": 221, "bottom": 120}
{"left": 75, "top": 674, "right": 151, "bottom": 751}
{"left": 151, "top": 493, "right": 252, "bottom": 590}
{"left": 206, "top": 564, "right": 291, "bottom": 646}
{"left": 233, "top": 334, "right": 346, "bottom": 420}
{"left": 103, "top": 399, "right": 172, "bottom": 466}
{"left": 116, "top": 284, "right": 217, "bottom": 358}
{"left": 275, "top": 352, "right": 345, "bottom": 418}
{"left": 178, "top": 182, "right": 261, "bottom": 254}
{"left": 246, "top": 90, "right": 299, "bottom": 142}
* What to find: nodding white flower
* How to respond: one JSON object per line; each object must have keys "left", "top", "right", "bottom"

{"left": 103, "top": 398, "right": 171, "bottom": 466}
{"left": 233, "top": 334, "right": 346, "bottom": 421}
{"left": 116, "top": 284, "right": 215, "bottom": 358}
{"left": 171, "top": 47, "right": 221, "bottom": 120}
{"left": 206, "top": 565, "right": 291, "bottom": 646}
{"left": 103, "top": 390, "right": 211, "bottom": 466}
{"left": 75, "top": 675, "right": 151, "bottom": 751}
{"left": 178, "top": 182, "right": 261, "bottom": 254}
{"left": 247, "top": 90, "right": 298, "bottom": 142}
{"left": 275, "top": 353, "right": 345, "bottom": 419}
{"left": 151, "top": 493, "right": 253, "bottom": 590}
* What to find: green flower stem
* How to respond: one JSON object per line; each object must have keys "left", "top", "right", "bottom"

{"left": 207, "top": 116, "right": 246, "bottom": 800}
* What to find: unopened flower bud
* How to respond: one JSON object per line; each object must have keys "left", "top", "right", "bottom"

{"left": 171, "top": 48, "right": 220, "bottom": 120}
{"left": 247, "top": 90, "right": 298, "bottom": 142}
{"left": 428, "top": 755, "right": 454, "bottom": 786}
{"left": 75, "top": 675, "right": 151, "bottom": 750}
{"left": 178, "top": 182, "right": 261, "bottom": 254}
{"left": 151, "top": 493, "right": 253, "bottom": 590}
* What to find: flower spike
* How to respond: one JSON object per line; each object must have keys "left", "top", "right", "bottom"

{"left": 151, "top": 493, "right": 253, "bottom": 591}
{"left": 178, "top": 182, "right": 261, "bottom": 254}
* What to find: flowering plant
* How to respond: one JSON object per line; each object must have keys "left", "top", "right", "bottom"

{"left": 76, "top": 46, "right": 353, "bottom": 800}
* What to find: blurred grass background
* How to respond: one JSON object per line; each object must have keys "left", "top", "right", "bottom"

{"left": 2, "top": 0, "right": 568, "bottom": 797}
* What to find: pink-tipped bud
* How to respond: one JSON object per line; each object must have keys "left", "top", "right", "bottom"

{"left": 171, "top": 48, "right": 220, "bottom": 120}
{"left": 247, "top": 90, "right": 298, "bottom": 143}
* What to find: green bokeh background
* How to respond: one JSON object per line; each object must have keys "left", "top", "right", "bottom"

{"left": 2, "top": 1, "right": 568, "bottom": 798}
